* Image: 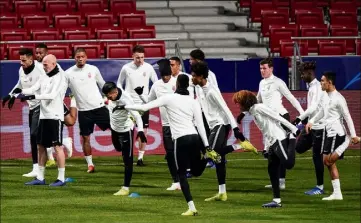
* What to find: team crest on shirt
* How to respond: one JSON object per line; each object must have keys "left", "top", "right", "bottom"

{"left": 88, "top": 73, "right": 92, "bottom": 78}
{"left": 143, "top": 72, "right": 146, "bottom": 76}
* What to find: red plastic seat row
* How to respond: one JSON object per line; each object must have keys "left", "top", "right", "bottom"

{"left": 1, "top": 42, "right": 166, "bottom": 60}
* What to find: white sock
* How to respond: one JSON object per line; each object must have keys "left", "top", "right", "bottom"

{"left": 187, "top": 201, "right": 196, "bottom": 211}
{"left": 47, "top": 147, "right": 55, "bottom": 161}
{"left": 279, "top": 178, "right": 285, "bottom": 185}
{"left": 85, "top": 155, "right": 94, "bottom": 166}
{"left": 331, "top": 179, "right": 341, "bottom": 194}
{"left": 317, "top": 185, "right": 324, "bottom": 190}
{"left": 273, "top": 198, "right": 281, "bottom": 204}
{"left": 232, "top": 144, "right": 242, "bottom": 151}
{"left": 122, "top": 186, "right": 129, "bottom": 191}
{"left": 138, "top": 151, "right": 145, "bottom": 160}
{"left": 219, "top": 184, "right": 226, "bottom": 194}
{"left": 186, "top": 168, "right": 191, "bottom": 171}
{"left": 58, "top": 168, "right": 65, "bottom": 182}
{"left": 38, "top": 166, "right": 45, "bottom": 181}
{"left": 32, "top": 163, "right": 39, "bottom": 172}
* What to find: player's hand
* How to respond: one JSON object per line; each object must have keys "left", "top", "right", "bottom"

{"left": 325, "top": 153, "right": 339, "bottom": 166}
{"left": 134, "top": 86, "right": 144, "bottom": 95}
{"left": 20, "top": 95, "right": 35, "bottom": 102}
{"left": 7, "top": 96, "right": 16, "bottom": 110}
{"left": 305, "top": 122, "right": 313, "bottom": 134}
{"left": 137, "top": 131, "right": 147, "bottom": 143}
{"left": 351, "top": 136, "right": 360, "bottom": 145}
{"left": 112, "top": 105, "right": 125, "bottom": 113}
{"left": 12, "top": 88, "right": 22, "bottom": 94}
{"left": 291, "top": 118, "right": 301, "bottom": 126}
{"left": 233, "top": 127, "right": 245, "bottom": 141}
{"left": 236, "top": 113, "right": 245, "bottom": 124}
{"left": 2, "top": 95, "right": 11, "bottom": 108}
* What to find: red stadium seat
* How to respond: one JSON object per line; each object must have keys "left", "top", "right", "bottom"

{"left": 356, "top": 39, "right": 361, "bottom": 55}
{"left": 23, "top": 15, "right": 50, "bottom": 29}
{"left": 54, "top": 14, "right": 81, "bottom": 29}
{"left": 290, "top": 0, "right": 316, "bottom": 21}
{"left": 32, "top": 29, "right": 60, "bottom": 40}
{"left": 141, "top": 42, "right": 166, "bottom": 57}
{"left": 249, "top": 0, "right": 274, "bottom": 23}
{"left": 316, "top": 0, "right": 329, "bottom": 7}
{"left": 239, "top": 0, "right": 250, "bottom": 8}
{"left": 0, "top": 44, "right": 6, "bottom": 60}
{"left": 77, "top": 0, "right": 104, "bottom": 12}
{"left": 96, "top": 28, "right": 124, "bottom": 39}
{"left": 330, "top": 25, "right": 358, "bottom": 52}
{"left": 0, "top": 30, "right": 27, "bottom": 41}
{"left": 269, "top": 24, "right": 298, "bottom": 53}
{"left": 260, "top": 9, "right": 289, "bottom": 38}
{"left": 329, "top": 9, "right": 357, "bottom": 25}
{"left": 280, "top": 40, "right": 308, "bottom": 57}
{"left": 295, "top": 9, "right": 324, "bottom": 25}
{"left": 118, "top": 13, "right": 146, "bottom": 28}
{"left": 45, "top": 1, "right": 72, "bottom": 12}
{"left": 0, "top": 1, "right": 13, "bottom": 12}
{"left": 106, "top": 43, "right": 133, "bottom": 58}
{"left": 128, "top": 26, "right": 156, "bottom": 39}
{"left": 272, "top": 0, "right": 289, "bottom": 7}
{"left": 299, "top": 24, "right": 329, "bottom": 52}
{"left": 330, "top": 0, "right": 357, "bottom": 9}
{"left": 86, "top": 13, "right": 114, "bottom": 28}
{"left": 14, "top": 1, "right": 42, "bottom": 13}
{"left": 7, "top": 45, "right": 35, "bottom": 60}
{"left": 0, "top": 15, "right": 18, "bottom": 29}
{"left": 47, "top": 44, "right": 70, "bottom": 59}
{"left": 73, "top": 44, "right": 101, "bottom": 58}
{"left": 64, "top": 29, "right": 91, "bottom": 40}
{"left": 110, "top": 0, "right": 136, "bottom": 13}
{"left": 318, "top": 40, "right": 347, "bottom": 55}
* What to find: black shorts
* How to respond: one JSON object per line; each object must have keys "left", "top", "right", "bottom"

{"left": 78, "top": 106, "right": 110, "bottom": 136}
{"left": 162, "top": 126, "right": 174, "bottom": 154}
{"left": 323, "top": 134, "right": 346, "bottom": 156}
{"left": 29, "top": 106, "right": 40, "bottom": 137}
{"left": 141, "top": 110, "right": 149, "bottom": 128}
{"left": 37, "top": 119, "right": 63, "bottom": 148}
{"left": 111, "top": 129, "right": 134, "bottom": 156}
{"left": 209, "top": 125, "right": 231, "bottom": 153}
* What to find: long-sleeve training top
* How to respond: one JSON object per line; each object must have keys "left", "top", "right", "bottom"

{"left": 125, "top": 93, "right": 209, "bottom": 147}
{"left": 257, "top": 74, "right": 304, "bottom": 115}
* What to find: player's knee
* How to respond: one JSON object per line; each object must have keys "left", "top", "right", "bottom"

{"left": 64, "top": 118, "right": 76, "bottom": 127}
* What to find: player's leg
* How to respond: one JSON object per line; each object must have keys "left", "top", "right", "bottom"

{"left": 23, "top": 106, "right": 40, "bottom": 177}
{"left": 278, "top": 113, "right": 291, "bottom": 189}
{"left": 78, "top": 110, "right": 96, "bottom": 173}
{"left": 137, "top": 111, "right": 149, "bottom": 166}
{"left": 62, "top": 102, "right": 78, "bottom": 158}
{"left": 163, "top": 126, "right": 180, "bottom": 191}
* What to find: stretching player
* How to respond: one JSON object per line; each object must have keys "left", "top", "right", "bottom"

{"left": 102, "top": 82, "right": 146, "bottom": 196}
{"left": 126, "top": 75, "right": 221, "bottom": 216}
{"left": 256, "top": 58, "right": 304, "bottom": 190}
{"left": 306, "top": 71, "right": 360, "bottom": 200}
{"left": 292, "top": 61, "right": 328, "bottom": 195}
{"left": 233, "top": 90, "right": 299, "bottom": 208}
{"left": 117, "top": 45, "right": 158, "bottom": 166}
{"left": 191, "top": 61, "right": 258, "bottom": 202}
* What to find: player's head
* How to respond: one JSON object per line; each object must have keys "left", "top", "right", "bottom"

{"left": 170, "top": 56, "right": 181, "bottom": 75}
{"left": 232, "top": 90, "right": 258, "bottom": 112}
{"left": 321, "top": 71, "right": 336, "bottom": 92}
{"left": 190, "top": 61, "right": 209, "bottom": 86}
{"left": 189, "top": 49, "right": 205, "bottom": 65}
{"left": 259, "top": 57, "right": 274, "bottom": 78}
{"left": 102, "top": 81, "right": 121, "bottom": 101}
{"left": 19, "top": 48, "right": 34, "bottom": 69}
{"left": 299, "top": 61, "right": 316, "bottom": 83}
{"left": 42, "top": 54, "right": 57, "bottom": 73}
{"left": 176, "top": 74, "right": 190, "bottom": 94}
{"left": 74, "top": 48, "right": 87, "bottom": 68}
{"left": 132, "top": 45, "right": 145, "bottom": 67}
{"left": 157, "top": 58, "right": 172, "bottom": 83}
{"left": 35, "top": 43, "right": 48, "bottom": 63}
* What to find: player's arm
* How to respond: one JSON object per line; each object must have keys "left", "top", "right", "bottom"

{"left": 125, "top": 94, "right": 169, "bottom": 112}
{"left": 192, "top": 100, "right": 209, "bottom": 147}
{"left": 278, "top": 79, "right": 304, "bottom": 115}
{"left": 338, "top": 97, "right": 357, "bottom": 138}
{"left": 21, "top": 77, "right": 42, "bottom": 95}
{"left": 147, "top": 84, "right": 157, "bottom": 102}
{"left": 208, "top": 71, "right": 219, "bottom": 89}
{"left": 209, "top": 90, "right": 239, "bottom": 129}
{"left": 150, "top": 66, "right": 158, "bottom": 83}
{"left": 94, "top": 67, "right": 106, "bottom": 89}
{"left": 24, "top": 74, "right": 63, "bottom": 100}
{"left": 116, "top": 66, "right": 127, "bottom": 89}
{"left": 299, "top": 88, "right": 322, "bottom": 121}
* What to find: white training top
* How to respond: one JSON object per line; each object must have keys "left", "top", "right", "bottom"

{"left": 298, "top": 79, "right": 329, "bottom": 130}
{"left": 107, "top": 90, "right": 143, "bottom": 133}
{"left": 248, "top": 103, "right": 298, "bottom": 150}
{"left": 171, "top": 72, "right": 195, "bottom": 98}
{"left": 65, "top": 64, "right": 106, "bottom": 111}
{"left": 10, "top": 62, "right": 46, "bottom": 110}
{"left": 257, "top": 74, "right": 304, "bottom": 115}
{"left": 117, "top": 61, "right": 158, "bottom": 104}
{"left": 311, "top": 90, "right": 356, "bottom": 138}
{"left": 22, "top": 70, "right": 65, "bottom": 121}
{"left": 125, "top": 93, "right": 209, "bottom": 146}
{"left": 196, "top": 82, "right": 237, "bottom": 129}
{"left": 208, "top": 70, "right": 219, "bottom": 91}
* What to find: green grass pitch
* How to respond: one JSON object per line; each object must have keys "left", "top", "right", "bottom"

{"left": 1, "top": 150, "right": 360, "bottom": 223}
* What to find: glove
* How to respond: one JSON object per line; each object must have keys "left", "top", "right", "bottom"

{"left": 112, "top": 105, "right": 125, "bottom": 113}
{"left": 12, "top": 88, "right": 22, "bottom": 94}
{"left": 291, "top": 118, "right": 301, "bottom": 126}
{"left": 20, "top": 95, "right": 35, "bottom": 102}
{"left": 233, "top": 127, "right": 246, "bottom": 141}
{"left": 205, "top": 146, "right": 221, "bottom": 164}
{"left": 137, "top": 131, "right": 147, "bottom": 143}
{"left": 134, "top": 86, "right": 144, "bottom": 95}
{"left": 262, "top": 150, "right": 269, "bottom": 159}
{"left": 301, "top": 117, "right": 308, "bottom": 125}
{"left": 2, "top": 95, "right": 11, "bottom": 107}
{"left": 236, "top": 113, "right": 245, "bottom": 124}
{"left": 8, "top": 96, "right": 16, "bottom": 110}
